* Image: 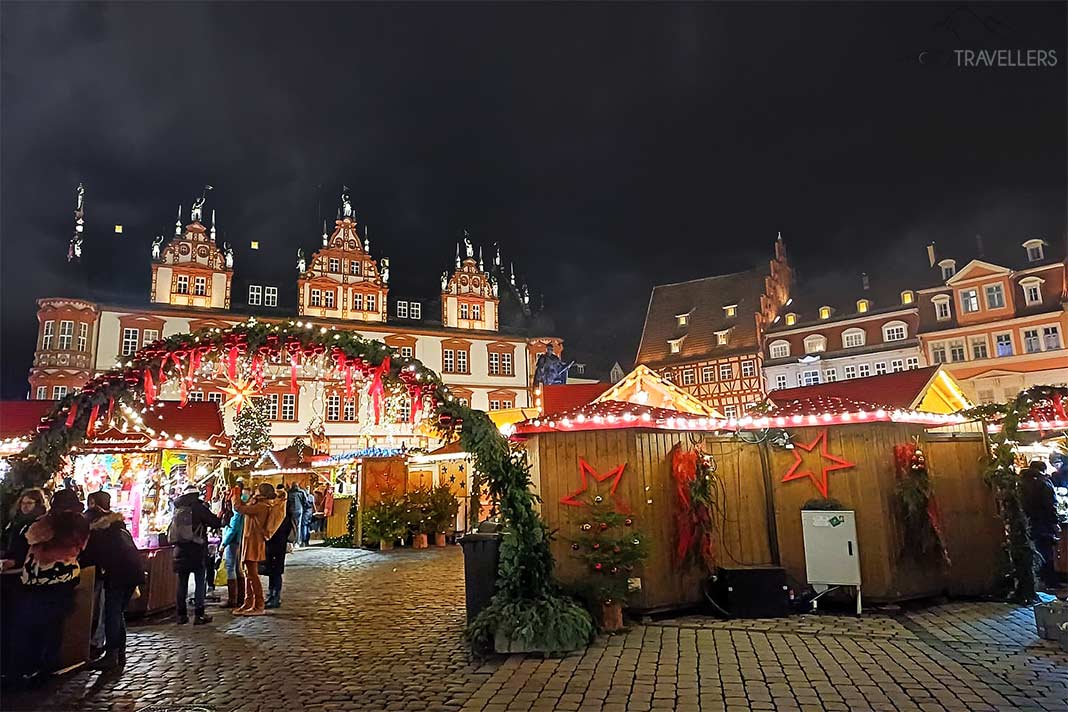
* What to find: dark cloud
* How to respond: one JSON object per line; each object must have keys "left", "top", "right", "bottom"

{"left": 1, "top": 1, "right": 1065, "bottom": 394}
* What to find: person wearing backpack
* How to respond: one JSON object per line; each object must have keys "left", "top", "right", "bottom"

{"left": 79, "top": 491, "right": 146, "bottom": 669}
{"left": 169, "top": 485, "right": 221, "bottom": 624}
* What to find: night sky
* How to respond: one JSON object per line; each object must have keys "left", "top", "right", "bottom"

{"left": 1, "top": 2, "right": 1065, "bottom": 398}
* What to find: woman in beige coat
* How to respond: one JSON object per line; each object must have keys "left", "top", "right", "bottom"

{"left": 231, "top": 483, "right": 284, "bottom": 615}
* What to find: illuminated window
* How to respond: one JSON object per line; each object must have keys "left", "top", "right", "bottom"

{"left": 900, "top": 291, "right": 914, "bottom": 304}
{"left": 58, "top": 321, "right": 73, "bottom": 350}
{"left": 715, "top": 330, "right": 730, "bottom": 346}
{"left": 676, "top": 313, "right": 689, "bottom": 327}
{"left": 856, "top": 299, "right": 870, "bottom": 313}
{"left": 176, "top": 275, "right": 189, "bottom": 294}
{"left": 193, "top": 276, "right": 207, "bottom": 296}
{"left": 818, "top": 306, "right": 832, "bottom": 320}
{"left": 250, "top": 241, "right": 260, "bottom": 250}
{"left": 723, "top": 305, "right": 738, "bottom": 318}
{"left": 249, "top": 285, "right": 262, "bottom": 305}
{"left": 265, "top": 287, "right": 278, "bottom": 307}
{"left": 668, "top": 338, "right": 684, "bottom": 354}
{"left": 804, "top": 335, "right": 827, "bottom": 354}
{"left": 784, "top": 313, "right": 797, "bottom": 326}
{"left": 960, "top": 289, "right": 979, "bottom": 313}
{"left": 41, "top": 320, "right": 54, "bottom": 350}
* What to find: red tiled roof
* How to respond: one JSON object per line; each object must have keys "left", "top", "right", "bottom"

{"left": 541, "top": 383, "right": 611, "bottom": 414}
{"left": 82, "top": 401, "right": 230, "bottom": 453}
{"left": 0, "top": 401, "right": 54, "bottom": 440}
{"left": 636, "top": 267, "right": 769, "bottom": 368}
{"left": 767, "top": 367, "right": 940, "bottom": 411}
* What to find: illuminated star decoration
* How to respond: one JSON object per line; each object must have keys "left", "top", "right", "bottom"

{"left": 220, "top": 376, "right": 259, "bottom": 414}
{"left": 560, "top": 458, "right": 628, "bottom": 510}
{"left": 782, "top": 429, "right": 855, "bottom": 498}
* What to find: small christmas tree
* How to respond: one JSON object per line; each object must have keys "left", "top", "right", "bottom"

{"left": 231, "top": 398, "right": 272, "bottom": 466}
{"left": 569, "top": 497, "right": 648, "bottom": 610}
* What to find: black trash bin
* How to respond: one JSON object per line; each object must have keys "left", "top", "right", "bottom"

{"left": 458, "top": 531, "right": 501, "bottom": 624}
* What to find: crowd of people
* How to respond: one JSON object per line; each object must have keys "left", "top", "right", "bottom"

{"left": 0, "top": 478, "right": 319, "bottom": 687}
{"left": 1021, "top": 453, "right": 1068, "bottom": 590}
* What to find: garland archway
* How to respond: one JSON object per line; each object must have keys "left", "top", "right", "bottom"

{"left": 9, "top": 319, "right": 592, "bottom": 652}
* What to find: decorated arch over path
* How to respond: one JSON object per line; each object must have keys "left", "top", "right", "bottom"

{"left": 9, "top": 319, "right": 592, "bottom": 652}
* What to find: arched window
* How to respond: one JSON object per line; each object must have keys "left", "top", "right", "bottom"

{"left": 842, "top": 328, "right": 866, "bottom": 349}
{"left": 882, "top": 320, "right": 908, "bottom": 342}
{"left": 769, "top": 340, "right": 790, "bottom": 359}
{"left": 803, "top": 335, "right": 827, "bottom": 354}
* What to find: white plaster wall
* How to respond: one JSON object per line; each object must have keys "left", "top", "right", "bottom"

{"left": 154, "top": 267, "right": 172, "bottom": 303}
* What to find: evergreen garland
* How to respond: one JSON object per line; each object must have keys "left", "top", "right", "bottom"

{"left": 6, "top": 319, "right": 593, "bottom": 652}
{"left": 961, "top": 385, "right": 1068, "bottom": 603}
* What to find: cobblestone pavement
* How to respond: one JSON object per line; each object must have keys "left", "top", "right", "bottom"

{"left": 5, "top": 547, "right": 1067, "bottom": 712}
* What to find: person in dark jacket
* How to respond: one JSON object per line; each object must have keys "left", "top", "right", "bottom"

{"left": 287, "top": 483, "right": 305, "bottom": 547}
{"left": 80, "top": 491, "right": 145, "bottom": 669}
{"left": 1021, "top": 460, "right": 1059, "bottom": 587}
{"left": 1, "top": 488, "right": 48, "bottom": 570}
{"left": 264, "top": 484, "right": 293, "bottom": 608}
{"left": 170, "top": 485, "right": 222, "bottom": 624}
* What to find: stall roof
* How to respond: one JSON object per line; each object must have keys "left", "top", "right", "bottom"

{"left": 767, "top": 366, "right": 971, "bottom": 414}
{"left": 540, "top": 383, "right": 612, "bottom": 414}
{"left": 252, "top": 442, "right": 330, "bottom": 474}
{"left": 0, "top": 400, "right": 53, "bottom": 455}
{"left": 76, "top": 401, "right": 232, "bottom": 454}
{"left": 988, "top": 400, "right": 1068, "bottom": 433}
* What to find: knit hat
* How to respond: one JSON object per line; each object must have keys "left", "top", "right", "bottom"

{"left": 51, "top": 488, "right": 83, "bottom": 513}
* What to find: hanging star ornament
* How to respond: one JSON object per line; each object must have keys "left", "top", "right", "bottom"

{"left": 781, "top": 429, "right": 855, "bottom": 497}
{"left": 560, "top": 458, "right": 628, "bottom": 509}
{"left": 220, "top": 375, "right": 259, "bottom": 413}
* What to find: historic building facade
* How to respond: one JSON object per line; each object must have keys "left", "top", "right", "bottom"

{"left": 762, "top": 291, "right": 926, "bottom": 391}
{"left": 635, "top": 236, "right": 792, "bottom": 417}
{"left": 916, "top": 239, "right": 1068, "bottom": 403}
{"left": 28, "top": 192, "right": 563, "bottom": 452}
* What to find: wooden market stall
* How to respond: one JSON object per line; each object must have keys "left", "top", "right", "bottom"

{"left": 514, "top": 367, "right": 1003, "bottom": 611}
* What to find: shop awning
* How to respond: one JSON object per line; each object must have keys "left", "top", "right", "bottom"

{"left": 0, "top": 400, "right": 53, "bottom": 455}
{"left": 75, "top": 401, "right": 232, "bottom": 454}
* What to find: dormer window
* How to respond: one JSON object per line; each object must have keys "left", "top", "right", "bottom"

{"left": 900, "top": 290, "right": 914, "bottom": 304}
{"left": 842, "top": 328, "right": 866, "bottom": 349}
{"left": 723, "top": 304, "right": 738, "bottom": 318}
{"left": 668, "top": 337, "right": 685, "bottom": 354}
{"left": 939, "top": 259, "right": 956, "bottom": 281}
{"left": 676, "top": 312, "right": 690, "bottom": 328}
{"left": 818, "top": 306, "right": 833, "bottom": 320}
{"left": 715, "top": 329, "right": 731, "bottom": 346}
{"left": 856, "top": 299, "right": 871, "bottom": 313}
{"left": 1020, "top": 277, "right": 1044, "bottom": 306}
{"left": 804, "top": 335, "right": 827, "bottom": 354}
{"left": 1023, "top": 238, "right": 1045, "bottom": 263}
{"left": 769, "top": 340, "right": 790, "bottom": 359}
{"left": 784, "top": 313, "right": 797, "bottom": 326}
{"left": 932, "top": 294, "right": 952, "bottom": 321}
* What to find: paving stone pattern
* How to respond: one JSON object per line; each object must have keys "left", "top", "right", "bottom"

{"left": 5, "top": 547, "right": 1067, "bottom": 712}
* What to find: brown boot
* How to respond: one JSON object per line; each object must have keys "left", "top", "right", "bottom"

{"left": 222, "top": 580, "right": 238, "bottom": 608}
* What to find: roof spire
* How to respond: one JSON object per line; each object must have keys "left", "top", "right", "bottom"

{"left": 322, "top": 219, "right": 329, "bottom": 247}
{"left": 175, "top": 205, "right": 183, "bottom": 236}
{"left": 210, "top": 209, "right": 217, "bottom": 242}
{"left": 455, "top": 243, "right": 461, "bottom": 269}
{"left": 510, "top": 262, "right": 516, "bottom": 285}
{"left": 68, "top": 182, "right": 85, "bottom": 262}
{"left": 478, "top": 245, "right": 484, "bottom": 271}
{"left": 363, "top": 224, "right": 370, "bottom": 252}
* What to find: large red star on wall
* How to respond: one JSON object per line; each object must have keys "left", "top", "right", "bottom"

{"left": 560, "top": 458, "right": 627, "bottom": 508}
{"left": 782, "top": 429, "right": 855, "bottom": 497}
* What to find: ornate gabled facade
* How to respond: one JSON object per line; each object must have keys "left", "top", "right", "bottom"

{"left": 27, "top": 187, "right": 565, "bottom": 454}
{"left": 150, "top": 198, "right": 233, "bottom": 309}
{"left": 441, "top": 238, "right": 499, "bottom": 330}
{"left": 635, "top": 235, "right": 792, "bottom": 417}
{"left": 297, "top": 193, "right": 388, "bottom": 321}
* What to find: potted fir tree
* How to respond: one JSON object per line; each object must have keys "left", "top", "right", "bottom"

{"left": 363, "top": 495, "right": 408, "bottom": 550}
{"left": 428, "top": 484, "right": 460, "bottom": 546}
{"left": 570, "top": 497, "right": 648, "bottom": 631}
{"left": 405, "top": 488, "right": 432, "bottom": 549}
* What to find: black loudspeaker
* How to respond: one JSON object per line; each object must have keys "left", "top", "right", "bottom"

{"left": 707, "top": 566, "right": 790, "bottom": 618}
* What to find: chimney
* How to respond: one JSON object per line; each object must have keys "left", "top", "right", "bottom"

{"left": 926, "top": 243, "right": 937, "bottom": 268}
{"left": 861, "top": 272, "right": 870, "bottom": 290}
{"left": 976, "top": 233, "right": 984, "bottom": 257}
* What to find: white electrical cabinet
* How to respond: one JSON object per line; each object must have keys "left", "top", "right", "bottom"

{"left": 801, "top": 510, "right": 862, "bottom": 614}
